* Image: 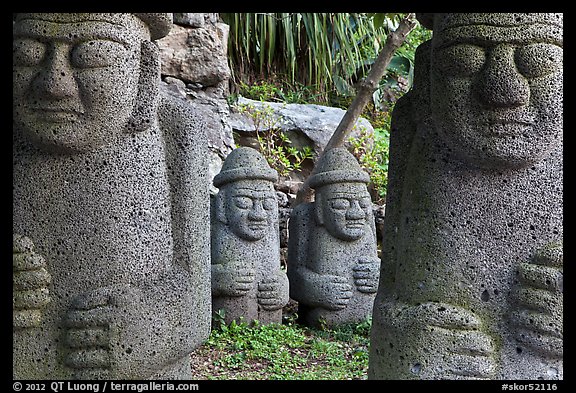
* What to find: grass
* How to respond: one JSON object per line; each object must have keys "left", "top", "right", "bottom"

{"left": 190, "top": 316, "right": 372, "bottom": 380}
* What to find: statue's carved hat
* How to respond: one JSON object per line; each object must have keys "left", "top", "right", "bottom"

{"left": 14, "top": 13, "right": 173, "bottom": 41}
{"left": 134, "top": 13, "right": 173, "bottom": 40}
{"left": 309, "top": 147, "right": 370, "bottom": 190}
{"left": 416, "top": 13, "right": 562, "bottom": 31}
{"left": 213, "top": 147, "right": 278, "bottom": 188}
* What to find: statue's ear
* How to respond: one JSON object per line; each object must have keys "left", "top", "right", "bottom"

{"left": 413, "top": 40, "right": 432, "bottom": 127}
{"left": 215, "top": 189, "right": 228, "bottom": 225}
{"left": 313, "top": 192, "right": 324, "bottom": 226}
{"left": 126, "top": 40, "right": 160, "bottom": 133}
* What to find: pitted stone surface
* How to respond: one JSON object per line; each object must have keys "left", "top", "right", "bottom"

{"left": 287, "top": 148, "right": 380, "bottom": 328}
{"left": 368, "top": 13, "right": 563, "bottom": 380}
{"left": 157, "top": 22, "right": 230, "bottom": 87}
{"left": 13, "top": 13, "right": 211, "bottom": 380}
{"left": 211, "top": 147, "right": 289, "bottom": 325}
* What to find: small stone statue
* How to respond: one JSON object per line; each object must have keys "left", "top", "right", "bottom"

{"left": 369, "top": 13, "right": 563, "bottom": 380}
{"left": 287, "top": 148, "right": 380, "bottom": 328}
{"left": 13, "top": 13, "right": 211, "bottom": 379}
{"left": 211, "top": 147, "right": 289, "bottom": 326}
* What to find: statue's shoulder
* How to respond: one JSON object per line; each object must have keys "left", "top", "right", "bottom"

{"left": 291, "top": 203, "right": 314, "bottom": 223}
{"left": 288, "top": 202, "right": 315, "bottom": 247}
{"left": 157, "top": 89, "right": 202, "bottom": 131}
{"left": 156, "top": 88, "right": 208, "bottom": 158}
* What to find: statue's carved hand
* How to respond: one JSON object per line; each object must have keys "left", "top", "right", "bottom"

{"left": 63, "top": 285, "right": 140, "bottom": 379}
{"left": 380, "top": 301, "right": 496, "bottom": 379}
{"left": 510, "top": 243, "right": 563, "bottom": 358}
{"left": 353, "top": 256, "right": 380, "bottom": 293}
{"left": 229, "top": 268, "right": 256, "bottom": 296}
{"left": 321, "top": 275, "right": 352, "bottom": 311}
{"left": 257, "top": 272, "right": 289, "bottom": 311}
{"left": 13, "top": 234, "right": 51, "bottom": 329}
{"left": 212, "top": 264, "right": 256, "bottom": 297}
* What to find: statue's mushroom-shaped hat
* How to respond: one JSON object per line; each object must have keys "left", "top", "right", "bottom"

{"left": 416, "top": 12, "right": 562, "bottom": 31}
{"left": 308, "top": 147, "right": 369, "bottom": 190}
{"left": 134, "top": 13, "right": 173, "bottom": 40}
{"left": 213, "top": 147, "right": 278, "bottom": 188}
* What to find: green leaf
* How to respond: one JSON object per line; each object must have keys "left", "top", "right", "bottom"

{"left": 333, "top": 75, "right": 354, "bottom": 96}
{"left": 388, "top": 55, "right": 411, "bottom": 74}
{"left": 372, "top": 13, "right": 386, "bottom": 29}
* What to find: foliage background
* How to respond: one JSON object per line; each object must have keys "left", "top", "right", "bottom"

{"left": 223, "top": 13, "right": 431, "bottom": 203}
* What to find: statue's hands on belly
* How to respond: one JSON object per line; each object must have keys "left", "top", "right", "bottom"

{"left": 13, "top": 234, "right": 51, "bottom": 329}
{"left": 377, "top": 300, "right": 497, "bottom": 379}
{"left": 353, "top": 256, "right": 380, "bottom": 293}
{"left": 257, "top": 273, "right": 289, "bottom": 311}
{"left": 510, "top": 243, "right": 563, "bottom": 358}
{"left": 63, "top": 281, "right": 185, "bottom": 380}
{"left": 211, "top": 263, "right": 256, "bottom": 297}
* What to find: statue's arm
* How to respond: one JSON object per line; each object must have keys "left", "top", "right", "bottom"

{"left": 287, "top": 204, "right": 351, "bottom": 310}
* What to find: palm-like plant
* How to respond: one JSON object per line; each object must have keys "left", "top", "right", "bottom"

{"left": 222, "top": 13, "right": 402, "bottom": 102}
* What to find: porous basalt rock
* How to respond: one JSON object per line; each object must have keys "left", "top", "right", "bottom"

{"left": 368, "top": 13, "right": 563, "bottom": 380}
{"left": 211, "top": 147, "right": 289, "bottom": 326}
{"left": 13, "top": 13, "right": 211, "bottom": 379}
{"left": 287, "top": 148, "right": 380, "bottom": 328}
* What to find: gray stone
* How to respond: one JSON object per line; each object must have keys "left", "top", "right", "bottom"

{"left": 204, "top": 13, "right": 219, "bottom": 24}
{"left": 173, "top": 13, "right": 219, "bottom": 27}
{"left": 13, "top": 13, "right": 211, "bottom": 379}
{"left": 211, "top": 147, "right": 289, "bottom": 325}
{"left": 230, "top": 97, "right": 374, "bottom": 154}
{"left": 164, "top": 76, "right": 187, "bottom": 91}
{"left": 157, "top": 22, "right": 230, "bottom": 87}
{"left": 173, "top": 13, "right": 205, "bottom": 28}
{"left": 187, "top": 90, "right": 236, "bottom": 159}
{"left": 287, "top": 148, "right": 380, "bottom": 328}
{"left": 369, "top": 13, "right": 563, "bottom": 380}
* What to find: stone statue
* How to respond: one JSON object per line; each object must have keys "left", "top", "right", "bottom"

{"left": 13, "top": 13, "right": 211, "bottom": 379}
{"left": 369, "top": 13, "right": 563, "bottom": 380}
{"left": 287, "top": 148, "right": 380, "bottom": 328}
{"left": 211, "top": 147, "right": 289, "bottom": 326}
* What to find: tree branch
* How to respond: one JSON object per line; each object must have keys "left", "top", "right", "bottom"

{"left": 294, "top": 13, "right": 417, "bottom": 206}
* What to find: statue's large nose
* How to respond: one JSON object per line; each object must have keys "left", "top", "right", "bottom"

{"left": 31, "top": 43, "right": 78, "bottom": 100}
{"left": 346, "top": 200, "right": 365, "bottom": 220}
{"left": 476, "top": 44, "right": 530, "bottom": 109}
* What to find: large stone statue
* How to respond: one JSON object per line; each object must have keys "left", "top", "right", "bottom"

{"left": 211, "top": 147, "right": 289, "bottom": 326}
{"left": 13, "top": 13, "right": 211, "bottom": 379}
{"left": 287, "top": 148, "right": 380, "bottom": 328}
{"left": 369, "top": 13, "right": 563, "bottom": 380}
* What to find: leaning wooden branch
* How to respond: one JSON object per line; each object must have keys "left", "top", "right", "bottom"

{"left": 294, "top": 13, "right": 417, "bottom": 206}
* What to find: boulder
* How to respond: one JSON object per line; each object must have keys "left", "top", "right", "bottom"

{"left": 157, "top": 22, "right": 231, "bottom": 87}
{"left": 229, "top": 97, "right": 374, "bottom": 154}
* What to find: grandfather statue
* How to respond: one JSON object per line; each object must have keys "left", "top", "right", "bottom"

{"left": 211, "top": 147, "right": 289, "bottom": 326}
{"left": 13, "top": 13, "right": 211, "bottom": 379}
{"left": 369, "top": 13, "right": 563, "bottom": 379}
{"left": 287, "top": 148, "right": 380, "bottom": 328}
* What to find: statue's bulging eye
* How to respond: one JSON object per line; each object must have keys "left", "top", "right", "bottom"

{"left": 434, "top": 44, "right": 486, "bottom": 76}
{"left": 71, "top": 40, "right": 128, "bottom": 69}
{"left": 515, "top": 43, "right": 562, "bottom": 79}
{"left": 358, "top": 197, "right": 371, "bottom": 209}
{"left": 233, "top": 196, "right": 252, "bottom": 210}
{"left": 13, "top": 38, "right": 46, "bottom": 67}
{"left": 262, "top": 198, "right": 276, "bottom": 210}
{"left": 330, "top": 198, "right": 350, "bottom": 210}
